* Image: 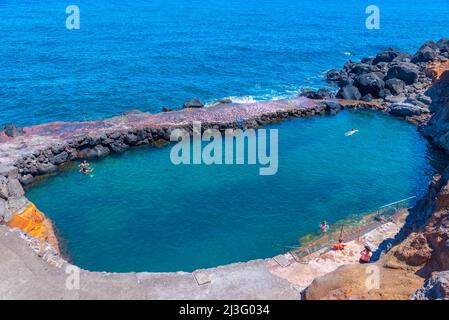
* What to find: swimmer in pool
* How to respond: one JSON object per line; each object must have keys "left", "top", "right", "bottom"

{"left": 79, "top": 160, "right": 92, "bottom": 174}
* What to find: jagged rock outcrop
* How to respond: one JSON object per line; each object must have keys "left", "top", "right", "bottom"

{"left": 303, "top": 51, "right": 449, "bottom": 299}
{"left": 327, "top": 40, "right": 449, "bottom": 123}
{"left": 413, "top": 271, "right": 449, "bottom": 300}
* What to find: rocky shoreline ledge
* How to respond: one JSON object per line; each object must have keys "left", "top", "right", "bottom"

{"left": 1, "top": 39, "right": 449, "bottom": 299}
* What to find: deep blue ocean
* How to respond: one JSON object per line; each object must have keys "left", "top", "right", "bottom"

{"left": 1, "top": 0, "right": 449, "bottom": 126}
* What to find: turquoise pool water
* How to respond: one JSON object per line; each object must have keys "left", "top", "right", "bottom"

{"left": 27, "top": 111, "right": 448, "bottom": 272}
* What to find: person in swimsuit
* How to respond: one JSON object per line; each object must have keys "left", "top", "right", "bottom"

{"left": 79, "top": 160, "right": 90, "bottom": 174}
{"left": 320, "top": 221, "right": 330, "bottom": 233}
{"left": 359, "top": 245, "right": 373, "bottom": 263}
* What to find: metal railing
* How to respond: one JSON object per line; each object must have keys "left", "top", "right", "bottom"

{"left": 277, "top": 196, "right": 416, "bottom": 262}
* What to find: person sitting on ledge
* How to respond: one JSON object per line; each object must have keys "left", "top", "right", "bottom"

{"left": 359, "top": 245, "right": 373, "bottom": 264}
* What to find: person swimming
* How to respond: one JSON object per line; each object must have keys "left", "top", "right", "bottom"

{"left": 79, "top": 160, "right": 92, "bottom": 174}
{"left": 320, "top": 221, "right": 330, "bottom": 233}
{"left": 345, "top": 128, "right": 359, "bottom": 136}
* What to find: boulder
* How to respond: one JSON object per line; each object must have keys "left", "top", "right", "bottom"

{"left": 299, "top": 88, "right": 335, "bottom": 99}
{"left": 6, "top": 196, "right": 28, "bottom": 219}
{"left": 412, "top": 44, "right": 439, "bottom": 63}
{"left": 389, "top": 103, "right": 429, "bottom": 117}
{"left": 52, "top": 151, "right": 69, "bottom": 165}
{"left": 361, "top": 94, "right": 373, "bottom": 102}
{"left": 379, "top": 89, "right": 391, "bottom": 99}
{"left": 385, "top": 78, "right": 405, "bottom": 95}
{"left": 348, "top": 63, "right": 379, "bottom": 75}
{"left": 109, "top": 142, "right": 129, "bottom": 153}
{"left": 354, "top": 73, "right": 385, "bottom": 97}
{"left": 337, "top": 85, "right": 362, "bottom": 100}
{"left": 161, "top": 107, "right": 172, "bottom": 112}
{"left": 7, "top": 179, "right": 24, "bottom": 198}
{"left": 3, "top": 124, "right": 24, "bottom": 138}
{"left": 19, "top": 174, "right": 34, "bottom": 186}
{"left": 373, "top": 48, "right": 401, "bottom": 64}
{"left": 326, "top": 69, "right": 343, "bottom": 81}
{"left": 386, "top": 63, "right": 419, "bottom": 85}
{"left": 36, "top": 162, "right": 58, "bottom": 175}
{"left": 0, "top": 164, "right": 19, "bottom": 178}
{"left": 437, "top": 38, "right": 449, "bottom": 54}
{"left": 216, "top": 98, "right": 233, "bottom": 104}
{"left": 183, "top": 98, "right": 204, "bottom": 109}
{"left": 413, "top": 271, "right": 449, "bottom": 300}
{"left": 404, "top": 97, "right": 430, "bottom": 110}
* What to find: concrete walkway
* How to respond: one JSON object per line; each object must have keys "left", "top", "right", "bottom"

{"left": 0, "top": 211, "right": 405, "bottom": 299}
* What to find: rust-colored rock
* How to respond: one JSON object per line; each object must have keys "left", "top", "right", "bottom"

{"left": 426, "top": 60, "right": 449, "bottom": 81}
{"left": 6, "top": 203, "right": 59, "bottom": 253}
{"left": 303, "top": 264, "right": 424, "bottom": 300}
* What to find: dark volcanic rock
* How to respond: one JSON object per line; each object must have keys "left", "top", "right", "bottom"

{"left": 299, "top": 88, "right": 335, "bottom": 99}
{"left": 19, "top": 174, "right": 34, "bottom": 186}
{"left": 386, "top": 63, "right": 419, "bottom": 85}
{"left": 378, "top": 89, "right": 391, "bottom": 99}
{"left": 183, "top": 98, "right": 204, "bottom": 109}
{"left": 361, "top": 94, "right": 373, "bottom": 102}
{"left": 385, "top": 78, "right": 405, "bottom": 95}
{"left": 3, "top": 124, "right": 24, "bottom": 138}
{"left": 412, "top": 43, "right": 439, "bottom": 63}
{"left": 79, "top": 145, "right": 110, "bottom": 159}
{"left": 413, "top": 271, "right": 449, "bottom": 300}
{"left": 373, "top": 48, "right": 401, "bottom": 64}
{"left": 437, "top": 38, "right": 449, "bottom": 54}
{"left": 52, "top": 152, "right": 69, "bottom": 165}
{"left": 354, "top": 73, "right": 384, "bottom": 97}
{"left": 389, "top": 103, "right": 429, "bottom": 117}
{"left": 337, "top": 85, "right": 362, "bottom": 100}
{"left": 36, "top": 162, "right": 57, "bottom": 175}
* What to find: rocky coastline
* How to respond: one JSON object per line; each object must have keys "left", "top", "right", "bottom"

{"left": 1, "top": 38, "right": 449, "bottom": 299}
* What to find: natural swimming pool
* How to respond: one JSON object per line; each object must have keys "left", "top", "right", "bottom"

{"left": 26, "top": 111, "right": 448, "bottom": 272}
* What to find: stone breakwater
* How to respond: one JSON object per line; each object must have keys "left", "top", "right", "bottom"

{"left": 0, "top": 98, "right": 379, "bottom": 223}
